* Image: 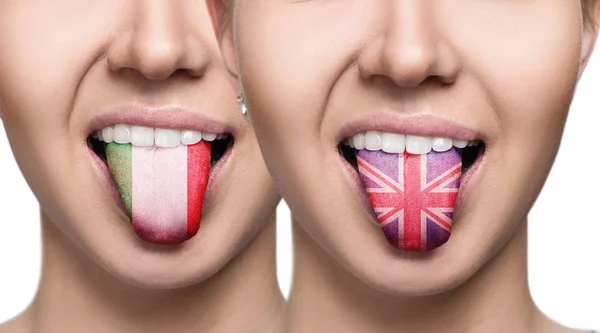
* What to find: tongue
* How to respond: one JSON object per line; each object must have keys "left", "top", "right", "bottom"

{"left": 106, "top": 142, "right": 211, "bottom": 245}
{"left": 356, "top": 148, "right": 462, "bottom": 252}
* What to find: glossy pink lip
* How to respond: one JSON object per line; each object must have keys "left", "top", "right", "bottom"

{"left": 337, "top": 112, "right": 482, "bottom": 144}
{"left": 85, "top": 105, "right": 234, "bottom": 138}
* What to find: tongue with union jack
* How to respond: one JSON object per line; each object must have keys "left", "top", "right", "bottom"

{"left": 356, "top": 148, "right": 461, "bottom": 252}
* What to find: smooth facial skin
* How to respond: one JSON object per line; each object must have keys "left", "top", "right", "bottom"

{"left": 0, "top": 1, "right": 282, "bottom": 331}
{"left": 218, "top": 0, "right": 596, "bottom": 297}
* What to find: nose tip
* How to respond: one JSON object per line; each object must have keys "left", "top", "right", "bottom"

{"left": 130, "top": 36, "right": 203, "bottom": 80}
{"left": 135, "top": 40, "right": 185, "bottom": 80}
{"left": 381, "top": 45, "right": 440, "bottom": 87}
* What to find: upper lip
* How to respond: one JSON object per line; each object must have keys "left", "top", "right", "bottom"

{"left": 337, "top": 111, "right": 482, "bottom": 144}
{"left": 85, "top": 105, "right": 234, "bottom": 137}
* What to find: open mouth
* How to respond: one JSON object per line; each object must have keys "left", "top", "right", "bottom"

{"left": 339, "top": 131, "right": 485, "bottom": 252}
{"left": 87, "top": 124, "right": 233, "bottom": 245}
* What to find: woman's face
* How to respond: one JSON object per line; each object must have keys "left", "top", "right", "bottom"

{"left": 227, "top": 1, "right": 591, "bottom": 294}
{"left": 0, "top": 1, "right": 279, "bottom": 287}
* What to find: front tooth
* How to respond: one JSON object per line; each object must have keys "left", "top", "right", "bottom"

{"left": 130, "top": 126, "right": 155, "bottom": 147}
{"left": 381, "top": 133, "right": 405, "bottom": 153}
{"left": 181, "top": 130, "right": 203, "bottom": 145}
{"left": 101, "top": 126, "right": 114, "bottom": 143}
{"left": 453, "top": 139, "right": 468, "bottom": 149}
{"left": 406, "top": 135, "right": 432, "bottom": 154}
{"left": 202, "top": 132, "right": 217, "bottom": 142}
{"left": 348, "top": 137, "right": 355, "bottom": 148}
{"left": 113, "top": 124, "right": 131, "bottom": 144}
{"left": 364, "top": 131, "right": 382, "bottom": 151}
{"left": 155, "top": 129, "right": 181, "bottom": 148}
{"left": 432, "top": 137, "right": 453, "bottom": 152}
{"left": 353, "top": 133, "right": 365, "bottom": 150}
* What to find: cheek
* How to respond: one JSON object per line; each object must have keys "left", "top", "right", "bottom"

{"left": 236, "top": 3, "right": 366, "bottom": 147}
{"left": 0, "top": 3, "right": 122, "bottom": 217}
{"left": 0, "top": 3, "right": 121, "bottom": 142}
{"left": 449, "top": 6, "right": 582, "bottom": 245}
{"left": 448, "top": 5, "right": 581, "bottom": 142}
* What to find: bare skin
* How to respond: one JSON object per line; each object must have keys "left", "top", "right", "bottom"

{"left": 285, "top": 223, "right": 583, "bottom": 333}
{"left": 210, "top": 0, "right": 600, "bottom": 332}
{"left": 0, "top": 1, "right": 283, "bottom": 332}
{"left": 1, "top": 213, "right": 283, "bottom": 333}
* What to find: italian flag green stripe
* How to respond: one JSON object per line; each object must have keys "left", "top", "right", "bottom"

{"left": 106, "top": 143, "right": 132, "bottom": 219}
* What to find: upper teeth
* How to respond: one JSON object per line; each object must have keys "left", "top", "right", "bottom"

{"left": 94, "top": 125, "right": 226, "bottom": 148}
{"left": 343, "top": 131, "right": 478, "bottom": 155}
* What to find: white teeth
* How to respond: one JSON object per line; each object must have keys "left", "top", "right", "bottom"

{"left": 406, "top": 135, "right": 432, "bottom": 154}
{"left": 343, "top": 131, "right": 480, "bottom": 155}
{"left": 364, "top": 131, "right": 382, "bottom": 151}
{"left": 101, "top": 126, "right": 114, "bottom": 143}
{"left": 181, "top": 130, "right": 203, "bottom": 145}
{"left": 381, "top": 133, "right": 405, "bottom": 153}
{"left": 347, "top": 137, "right": 355, "bottom": 148}
{"left": 113, "top": 124, "right": 131, "bottom": 144}
{"left": 155, "top": 129, "right": 181, "bottom": 148}
{"left": 352, "top": 133, "right": 366, "bottom": 150}
{"left": 453, "top": 139, "right": 468, "bottom": 149}
{"left": 432, "top": 137, "right": 453, "bottom": 152}
{"left": 94, "top": 124, "right": 227, "bottom": 147}
{"left": 202, "top": 132, "right": 218, "bottom": 142}
{"left": 130, "top": 126, "right": 155, "bottom": 147}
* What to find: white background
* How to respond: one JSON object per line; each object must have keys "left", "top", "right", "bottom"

{"left": 1, "top": 55, "right": 600, "bottom": 330}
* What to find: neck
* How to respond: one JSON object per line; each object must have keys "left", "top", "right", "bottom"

{"left": 25, "top": 211, "right": 284, "bottom": 333}
{"left": 286, "top": 219, "right": 547, "bottom": 333}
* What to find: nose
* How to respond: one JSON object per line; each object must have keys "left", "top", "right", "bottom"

{"left": 107, "top": 0, "right": 209, "bottom": 80}
{"left": 358, "top": 0, "right": 460, "bottom": 87}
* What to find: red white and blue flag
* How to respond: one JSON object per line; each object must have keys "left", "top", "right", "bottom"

{"left": 356, "top": 148, "right": 462, "bottom": 251}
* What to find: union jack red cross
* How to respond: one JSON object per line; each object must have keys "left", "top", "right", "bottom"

{"left": 356, "top": 148, "right": 462, "bottom": 251}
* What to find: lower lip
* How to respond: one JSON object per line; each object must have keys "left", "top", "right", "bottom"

{"left": 340, "top": 147, "right": 486, "bottom": 226}
{"left": 86, "top": 140, "right": 234, "bottom": 224}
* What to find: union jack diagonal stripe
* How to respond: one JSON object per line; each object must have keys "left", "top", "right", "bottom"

{"left": 357, "top": 149, "right": 462, "bottom": 251}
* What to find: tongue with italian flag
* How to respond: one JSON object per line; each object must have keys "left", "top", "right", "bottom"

{"left": 356, "top": 148, "right": 462, "bottom": 252}
{"left": 106, "top": 142, "right": 210, "bottom": 245}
